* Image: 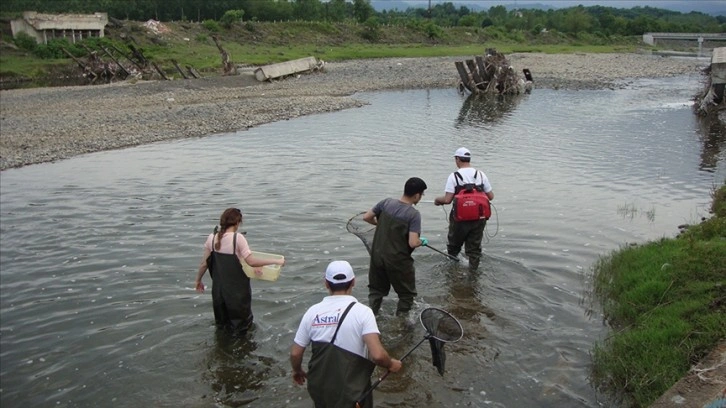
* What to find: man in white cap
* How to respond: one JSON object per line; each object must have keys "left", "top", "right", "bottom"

{"left": 433, "top": 147, "right": 494, "bottom": 270}
{"left": 290, "top": 260, "right": 402, "bottom": 408}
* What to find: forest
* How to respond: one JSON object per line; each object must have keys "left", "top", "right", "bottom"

{"left": 1, "top": 0, "right": 724, "bottom": 37}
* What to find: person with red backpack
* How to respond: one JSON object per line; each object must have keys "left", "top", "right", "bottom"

{"left": 433, "top": 148, "right": 494, "bottom": 270}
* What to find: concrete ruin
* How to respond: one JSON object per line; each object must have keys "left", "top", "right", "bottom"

{"left": 11, "top": 11, "right": 108, "bottom": 45}
{"left": 696, "top": 47, "right": 726, "bottom": 116}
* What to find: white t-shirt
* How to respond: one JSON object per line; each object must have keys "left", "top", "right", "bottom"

{"left": 444, "top": 167, "right": 493, "bottom": 194}
{"left": 293, "top": 295, "right": 380, "bottom": 358}
{"left": 204, "top": 232, "right": 252, "bottom": 260}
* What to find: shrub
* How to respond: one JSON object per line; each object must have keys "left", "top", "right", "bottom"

{"left": 360, "top": 17, "right": 381, "bottom": 42}
{"left": 427, "top": 23, "right": 444, "bottom": 40}
{"left": 13, "top": 32, "right": 37, "bottom": 52}
{"left": 220, "top": 10, "right": 245, "bottom": 28}
{"left": 459, "top": 14, "right": 481, "bottom": 28}
{"left": 31, "top": 38, "right": 84, "bottom": 59}
{"left": 202, "top": 19, "right": 221, "bottom": 32}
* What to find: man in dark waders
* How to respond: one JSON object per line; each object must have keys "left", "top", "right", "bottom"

{"left": 290, "top": 261, "right": 402, "bottom": 408}
{"left": 434, "top": 147, "right": 494, "bottom": 270}
{"left": 363, "top": 177, "right": 428, "bottom": 316}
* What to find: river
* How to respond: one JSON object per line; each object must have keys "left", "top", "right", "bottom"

{"left": 1, "top": 71, "right": 724, "bottom": 407}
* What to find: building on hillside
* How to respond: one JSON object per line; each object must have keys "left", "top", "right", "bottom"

{"left": 11, "top": 11, "right": 108, "bottom": 45}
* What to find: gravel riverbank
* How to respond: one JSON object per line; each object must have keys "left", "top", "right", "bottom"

{"left": 0, "top": 52, "right": 707, "bottom": 170}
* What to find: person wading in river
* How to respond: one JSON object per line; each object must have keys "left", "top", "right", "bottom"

{"left": 195, "top": 207, "right": 285, "bottom": 335}
{"left": 363, "top": 177, "right": 428, "bottom": 316}
{"left": 290, "top": 260, "right": 402, "bottom": 408}
{"left": 434, "top": 147, "right": 494, "bottom": 270}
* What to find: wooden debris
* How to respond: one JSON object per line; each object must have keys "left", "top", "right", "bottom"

{"left": 212, "top": 35, "right": 235, "bottom": 75}
{"left": 100, "top": 46, "right": 130, "bottom": 77}
{"left": 186, "top": 66, "right": 201, "bottom": 79}
{"left": 150, "top": 61, "right": 169, "bottom": 80}
{"left": 172, "top": 59, "right": 188, "bottom": 79}
{"left": 127, "top": 43, "right": 149, "bottom": 69}
{"left": 55, "top": 39, "right": 208, "bottom": 85}
{"left": 455, "top": 49, "right": 533, "bottom": 95}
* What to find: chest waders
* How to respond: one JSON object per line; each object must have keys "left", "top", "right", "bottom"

{"left": 369, "top": 211, "right": 417, "bottom": 315}
{"left": 448, "top": 174, "right": 487, "bottom": 269}
{"left": 371, "top": 211, "right": 414, "bottom": 267}
{"left": 307, "top": 302, "right": 376, "bottom": 408}
{"left": 206, "top": 233, "right": 253, "bottom": 334}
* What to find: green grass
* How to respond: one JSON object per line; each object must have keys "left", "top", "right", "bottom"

{"left": 0, "top": 53, "right": 66, "bottom": 78}
{"left": 591, "top": 184, "right": 726, "bottom": 407}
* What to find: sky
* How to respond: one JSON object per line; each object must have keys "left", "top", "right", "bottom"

{"left": 371, "top": 0, "right": 726, "bottom": 15}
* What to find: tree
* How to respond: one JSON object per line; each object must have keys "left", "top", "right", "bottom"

{"left": 293, "top": 0, "right": 323, "bottom": 21}
{"left": 325, "top": 0, "right": 350, "bottom": 22}
{"left": 353, "top": 0, "right": 374, "bottom": 23}
{"left": 220, "top": 9, "right": 244, "bottom": 28}
{"left": 488, "top": 5, "right": 507, "bottom": 24}
{"left": 459, "top": 14, "right": 481, "bottom": 27}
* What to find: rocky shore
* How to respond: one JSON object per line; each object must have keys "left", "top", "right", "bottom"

{"left": 0, "top": 52, "right": 707, "bottom": 170}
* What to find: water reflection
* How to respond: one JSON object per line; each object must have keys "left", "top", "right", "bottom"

{"left": 456, "top": 93, "right": 526, "bottom": 127}
{"left": 204, "top": 330, "right": 272, "bottom": 406}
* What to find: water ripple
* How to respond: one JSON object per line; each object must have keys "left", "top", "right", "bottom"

{"left": 1, "top": 76, "right": 723, "bottom": 407}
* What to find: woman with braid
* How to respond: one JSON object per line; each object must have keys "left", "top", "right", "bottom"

{"left": 195, "top": 208, "right": 285, "bottom": 334}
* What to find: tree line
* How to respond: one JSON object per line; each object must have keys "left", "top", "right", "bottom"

{"left": 1, "top": 0, "right": 724, "bottom": 36}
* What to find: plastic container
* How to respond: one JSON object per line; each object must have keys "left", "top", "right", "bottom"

{"left": 241, "top": 251, "right": 284, "bottom": 281}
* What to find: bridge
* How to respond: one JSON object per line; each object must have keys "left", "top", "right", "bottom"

{"left": 642, "top": 32, "right": 726, "bottom": 46}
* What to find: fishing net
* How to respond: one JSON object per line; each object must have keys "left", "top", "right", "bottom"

{"left": 346, "top": 211, "right": 375, "bottom": 255}
{"left": 356, "top": 308, "right": 464, "bottom": 406}
{"left": 420, "top": 307, "right": 463, "bottom": 376}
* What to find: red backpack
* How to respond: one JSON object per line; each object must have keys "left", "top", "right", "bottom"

{"left": 452, "top": 171, "right": 491, "bottom": 222}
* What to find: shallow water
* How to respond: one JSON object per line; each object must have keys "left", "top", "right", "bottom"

{"left": 1, "top": 72, "right": 724, "bottom": 407}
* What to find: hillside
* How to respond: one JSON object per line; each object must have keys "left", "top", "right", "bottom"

{"left": 1, "top": 18, "right": 646, "bottom": 88}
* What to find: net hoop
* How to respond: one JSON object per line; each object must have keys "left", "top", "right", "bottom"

{"left": 346, "top": 211, "right": 376, "bottom": 255}
{"left": 419, "top": 307, "right": 464, "bottom": 343}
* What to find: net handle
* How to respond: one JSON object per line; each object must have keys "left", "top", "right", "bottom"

{"left": 423, "top": 244, "right": 460, "bottom": 262}
{"left": 355, "top": 336, "right": 428, "bottom": 407}
{"left": 355, "top": 308, "right": 463, "bottom": 407}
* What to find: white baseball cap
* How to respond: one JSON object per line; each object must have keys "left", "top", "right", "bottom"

{"left": 454, "top": 147, "right": 471, "bottom": 158}
{"left": 325, "top": 260, "right": 355, "bottom": 283}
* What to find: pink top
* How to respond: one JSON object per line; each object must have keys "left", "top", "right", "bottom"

{"left": 204, "top": 232, "right": 252, "bottom": 260}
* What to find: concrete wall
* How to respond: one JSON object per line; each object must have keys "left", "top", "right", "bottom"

{"left": 642, "top": 32, "right": 726, "bottom": 50}
{"left": 10, "top": 11, "right": 108, "bottom": 44}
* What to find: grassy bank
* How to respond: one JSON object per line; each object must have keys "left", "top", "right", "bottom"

{"left": 0, "top": 20, "right": 642, "bottom": 85}
{"left": 591, "top": 184, "right": 726, "bottom": 407}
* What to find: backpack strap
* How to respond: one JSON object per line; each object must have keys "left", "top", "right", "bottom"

{"left": 330, "top": 302, "right": 356, "bottom": 346}
{"left": 455, "top": 170, "right": 482, "bottom": 185}
{"left": 454, "top": 171, "right": 464, "bottom": 187}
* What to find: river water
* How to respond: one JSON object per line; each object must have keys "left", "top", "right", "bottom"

{"left": 1, "top": 71, "right": 724, "bottom": 407}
